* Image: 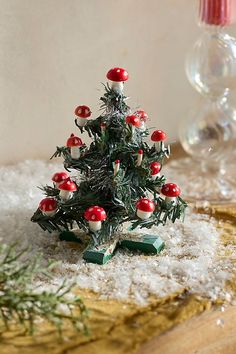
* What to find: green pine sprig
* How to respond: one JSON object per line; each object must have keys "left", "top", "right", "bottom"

{"left": 0, "top": 243, "right": 88, "bottom": 337}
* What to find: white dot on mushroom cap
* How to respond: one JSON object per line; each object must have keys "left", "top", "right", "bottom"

{"left": 78, "top": 109, "right": 82, "bottom": 114}
{"left": 49, "top": 205, "right": 53, "bottom": 210}
{"left": 166, "top": 187, "right": 169, "bottom": 191}
{"left": 88, "top": 207, "right": 93, "bottom": 212}
{"left": 96, "top": 208, "right": 101, "bottom": 211}
{"left": 143, "top": 200, "right": 148, "bottom": 204}
{"left": 91, "top": 215, "right": 96, "bottom": 220}
{"left": 117, "top": 69, "right": 120, "bottom": 72}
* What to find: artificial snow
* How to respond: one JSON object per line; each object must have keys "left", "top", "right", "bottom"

{"left": 0, "top": 160, "right": 235, "bottom": 305}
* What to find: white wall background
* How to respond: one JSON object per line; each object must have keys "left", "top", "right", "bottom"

{"left": 1, "top": 0, "right": 236, "bottom": 165}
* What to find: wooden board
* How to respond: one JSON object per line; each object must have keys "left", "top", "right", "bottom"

{"left": 137, "top": 306, "right": 236, "bottom": 354}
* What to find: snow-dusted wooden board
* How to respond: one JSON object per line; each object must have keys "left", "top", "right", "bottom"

{"left": 1, "top": 145, "right": 235, "bottom": 354}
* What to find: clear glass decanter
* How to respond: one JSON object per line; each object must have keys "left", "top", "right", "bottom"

{"left": 168, "top": 0, "right": 236, "bottom": 204}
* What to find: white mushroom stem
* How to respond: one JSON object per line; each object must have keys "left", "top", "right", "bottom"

{"left": 151, "top": 172, "right": 160, "bottom": 180}
{"left": 89, "top": 220, "right": 102, "bottom": 232}
{"left": 165, "top": 196, "right": 177, "bottom": 204}
{"left": 136, "top": 152, "right": 143, "bottom": 167}
{"left": 42, "top": 210, "right": 57, "bottom": 217}
{"left": 70, "top": 146, "right": 80, "bottom": 159}
{"left": 59, "top": 190, "right": 73, "bottom": 201}
{"left": 137, "top": 209, "right": 153, "bottom": 220}
{"left": 110, "top": 81, "right": 124, "bottom": 93}
{"left": 154, "top": 142, "right": 162, "bottom": 152}
{"left": 114, "top": 161, "right": 120, "bottom": 176}
{"left": 140, "top": 121, "right": 146, "bottom": 131}
{"left": 76, "top": 117, "right": 87, "bottom": 127}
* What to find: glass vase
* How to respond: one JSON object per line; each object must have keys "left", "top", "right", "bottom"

{"left": 167, "top": 0, "right": 236, "bottom": 204}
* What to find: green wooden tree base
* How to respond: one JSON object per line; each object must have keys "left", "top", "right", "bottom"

{"left": 60, "top": 231, "right": 165, "bottom": 264}
{"left": 83, "top": 234, "right": 165, "bottom": 264}
{"left": 83, "top": 239, "right": 118, "bottom": 265}
{"left": 120, "top": 234, "right": 165, "bottom": 254}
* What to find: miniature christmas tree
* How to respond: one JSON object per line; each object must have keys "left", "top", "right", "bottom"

{"left": 31, "top": 68, "right": 187, "bottom": 264}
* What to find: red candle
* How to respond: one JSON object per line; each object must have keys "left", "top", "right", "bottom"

{"left": 199, "top": 0, "right": 236, "bottom": 26}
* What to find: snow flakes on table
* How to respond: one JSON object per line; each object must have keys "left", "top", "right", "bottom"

{"left": 0, "top": 160, "right": 235, "bottom": 305}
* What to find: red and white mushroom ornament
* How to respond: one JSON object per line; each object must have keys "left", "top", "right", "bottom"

{"left": 136, "top": 149, "right": 143, "bottom": 167}
{"left": 151, "top": 130, "right": 167, "bottom": 152}
{"left": 125, "top": 115, "right": 141, "bottom": 128}
{"left": 58, "top": 178, "right": 77, "bottom": 200}
{"left": 52, "top": 171, "right": 70, "bottom": 188}
{"left": 136, "top": 198, "right": 155, "bottom": 220}
{"left": 66, "top": 134, "right": 83, "bottom": 159}
{"left": 84, "top": 206, "right": 107, "bottom": 232}
{"left": 125, "top": 115, "right": 141, "bottom": 136}
{"left": 161, "top": 183, "right": 181, "bottom": 204}
{"left": 74, "top": 105, "right": 91, "bottom": 127}
{"left": 39, "top": 197, "right": 58, "bottom": 217}
{"left": 114, "top": 159, "right": 120, "bottom": 176}
{"left": 135, "top": 109, "right": 148, "bottom": 131}
{"left": 106, "top": 67, "right": 129, "bottom": 93}
{"left": 150, "top": 161, "right": 161, "bottom": 180}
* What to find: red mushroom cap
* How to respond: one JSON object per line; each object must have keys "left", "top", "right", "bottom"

{"left": 58, "top": 179, "right": 77, "bottom": 192}
{"left": 115, "top": 159, "right": 120, "bottom": 164}
{"left": 66, "top": 134, "right": 83, "bottom": 147}
{"left": 100, "top": 122, "right": 106, "bottom": 129}
{"left": 151, "top": 130, "right": 167, "bottom": 142}
{"left": 138, "top": 149, "right": 143, "bottom": 154}
{"left": 74, "top": 105, "right": 91, "bottom": 118}
{"left": 52, "top": 171, "right": 70, "bottom": 183}
{"left": 39, "top": 198, "right": 57, "bottom": 212}
{"left": 125, "top": 115, "right": 141, "bottom": 128}
{"left": 136, "top": 198, "right": 155, "bottom": 212}
{"left": 84, "top": 206, "right": 107, "bottom": 222}
{"left": 135, "top": 110, "right": 148, "bottom": 122}
{"left": 106, "top": 67, "right": 129, "bottom": 82}
{"left": 150, "top": 161, "right": 161, "bottom": 175}
{"left": 161, "top": 183, "right": 180, "bottom": 197}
